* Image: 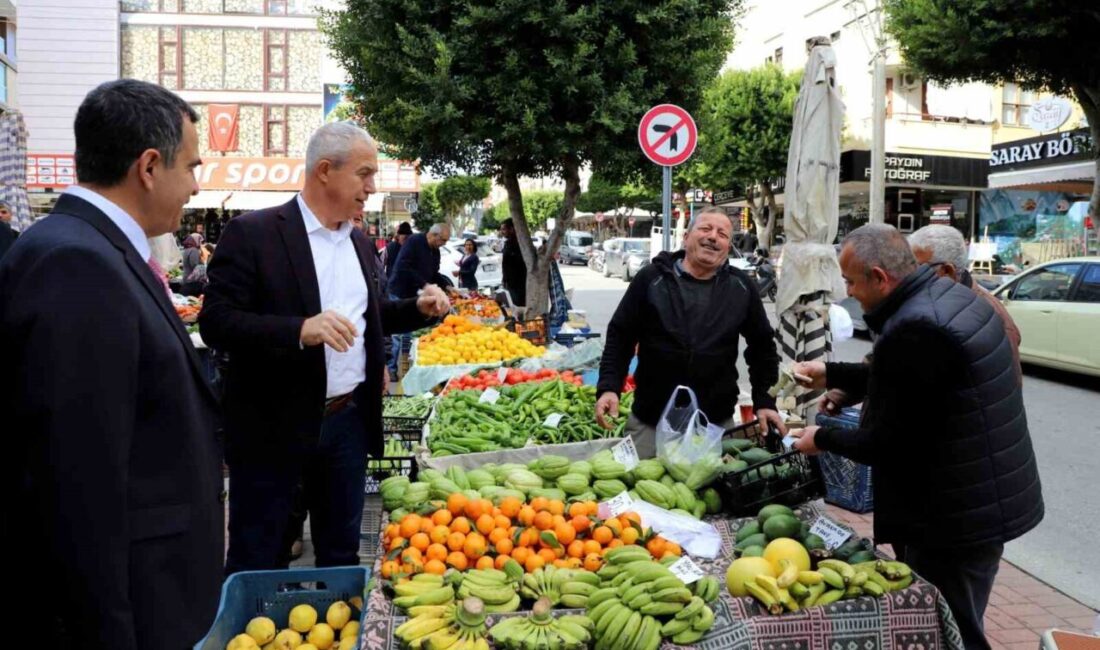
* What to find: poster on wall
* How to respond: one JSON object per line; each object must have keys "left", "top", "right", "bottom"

{"left": 978, "top": 189, "right": 1088, "bottom": 263}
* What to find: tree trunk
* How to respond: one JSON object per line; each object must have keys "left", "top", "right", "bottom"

{"left": 761, "top": 183, "right": 779, "bottom": 249}
{"left": 502, "top": 160, "right": 583, "bottom": 319}
{"left": 1072, "top": 82, "right": 1100, "bottom": 249}
{"left": 747, "top": 184, "right": 776, "bottom": 252}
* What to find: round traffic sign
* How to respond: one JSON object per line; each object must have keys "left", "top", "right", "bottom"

{"left": 638, "top": 104, "right": 697, "bottom": 167}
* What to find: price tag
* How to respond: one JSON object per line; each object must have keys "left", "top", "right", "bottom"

{"left": 809, "top": 517, "right": 852, "bottom": 550}
{"left": 479, "top": 388, "right": 500, "bottom": 404}
{"left": 497, "top": 367, "right": 509, "bottom": 382}
{"left": 420, "top": 392, "right": 434, "bottom": 400}
{"left": 543, "top": 413, "right": 564, "bottom": 428}
{"left": 668, "top": 556, "right": 706, "bottom": 585}
{"left": 611, "top": 437, "right": 640, "bottom": 471}
{"left": 602, "top": 491, "right": 634, "bottom": 517}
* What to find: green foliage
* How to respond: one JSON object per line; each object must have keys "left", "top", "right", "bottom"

{"left": 489, "top": 190, "right": 563, "bottom": 231}
{"left": 436, "top": 175, "right": 491, "bottom": 220}
{"left": 413, "top": 182, "right": 443, "bottom": 232}
{"left": 693, "top": 64, "right": 801, "bottom": 190}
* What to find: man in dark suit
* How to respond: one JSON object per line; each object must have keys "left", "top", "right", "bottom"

{"left": 0, "top": 80, "right": 222, "bottom": 649}
{"left": 389, "top": 222, "right": 453, "bottom": 299}
{"left": 200, "top": 121, "right": 450, "bottom": 573}
{"left": 0, "top": 201, "right": 17, "bottom": 260}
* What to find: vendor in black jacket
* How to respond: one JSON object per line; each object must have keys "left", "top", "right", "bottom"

{"left": 789, "top": 224, "right": 1043, "bottom": 650}
{"left": 595, "top": 208, "right": 786, "bottom": 456}
{"left": 389, "top": 222, "right": 453, "bottom": 299}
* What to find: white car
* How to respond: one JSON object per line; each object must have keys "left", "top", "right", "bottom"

{"left": 441, "top": 239, "right": 503, "bottom": 290}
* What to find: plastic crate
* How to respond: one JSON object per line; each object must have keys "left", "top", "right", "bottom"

{"left": 510, "top": 316, "right": 548, "bottom": 347}
{"left": 382, "top": 395, "right": 432, "bottom": 433}
{"left": 551, "top": 331, "right": 601, "bottom": 348}
{"left": 816, "top": 408, "right": 874, "bottom": 513}
{"left": 194, "top": 566, "right": 370, "bottom": 650}
{"left": 714, "top": 423, "right": 825, "bottom": 517}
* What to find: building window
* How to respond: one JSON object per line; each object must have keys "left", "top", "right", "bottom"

{"left": 266, "top": 29, "right": 287, "bottom": 91}
{"left": 774, "top": 47, "right": 783, "bottom": 67}
{"left": 159, "top": 26, "right": 181, "bottom": 89}
{"left": 1002, "top": 82, "right": 1035, "bottom": 126}
{"left": 120, "top": 0, "right": 314, "bottom": 14}
{"left": 830, "top": 30, "right": 841, "bottom": 43}
{"left": 265, "top": 105, "right": 288, "bottom": 155}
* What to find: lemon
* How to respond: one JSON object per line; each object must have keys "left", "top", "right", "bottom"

{"left": 273, "top": 629, "right": 303, "bottom": 650}
{"left": 307, "top": 623, "right": 336, "bottom": 649}
{"left": 340, "top": 621, "right": 360, "bottom": 640}
{"left": 245, "top": 617, "right": 277, "bottom": 645}
{"left": 288, "top": 604, "right": 318, "bottom": 633}
{"left": 227, "top": 633, "right": 260, "bottom": 650}
{"left": 298, "top": 646, "right": 319, "bottom": 650}
{"left": 337, "top": 638, "right": 358, "bottom": 650}
{"left": 326, "top": 601, "right": 352, "bottom": 630}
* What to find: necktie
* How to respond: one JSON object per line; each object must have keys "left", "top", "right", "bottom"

{"left": 146, "top": 256, "right": 173, "bottom": 299}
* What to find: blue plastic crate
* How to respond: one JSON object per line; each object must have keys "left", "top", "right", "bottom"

{"left": 815, "top": 408, "right": 874, "bottom": 513}
{"left": 194, "top": 567, "right": 370, "bottom": 650}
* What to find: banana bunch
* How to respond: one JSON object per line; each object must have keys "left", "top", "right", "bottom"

{"left": 490, "top": 597, "right": 595, "bottom": 650}
{"left": 586, "top": 546, "right": 716, "bottom": 647}
{"left": 453, "top": 566, "right": 523, "bottom": 613}
{"left": 692, "top": 576, "right": 721, "bottom": 604}
{"left": 393, "top": 574, "right": 456, "bottom": 612}
{"left": 745, "top": 558, "right": 915, "bottom": 615}
{"left": 395, "top": 595, "right": 491, "bottom": 650}
{"left": 518, "top": 565, "right": 600, "bottom": 608}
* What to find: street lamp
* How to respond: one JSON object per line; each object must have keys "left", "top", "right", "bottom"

{"left": 847, "top": 0, "right": 887, "bottom": 225}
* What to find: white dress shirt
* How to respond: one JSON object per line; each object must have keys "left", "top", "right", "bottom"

{"left": 65, "top": 185, "right": 151, "bottom": 261}
{"left": 298, "top": 194, "right": 369, "bottom": 398}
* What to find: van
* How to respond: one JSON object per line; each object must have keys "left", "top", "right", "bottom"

{"left": 560, "top": 230, "right": 595, "bottom": 265}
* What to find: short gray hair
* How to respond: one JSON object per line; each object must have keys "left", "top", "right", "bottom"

{"left": 428, "top": 223, "right": 450, "bottom": 236}
{"left": 688, "top": 206, "right": 734, "bottom": 231}
{"left": 842, "top": 223, "right": 917, "bottom": 279}
{"left": 305, "top": 121, "right": 374, "bottom": 172}
{"left": 909, "top": 225, "right": 968, "bottom": 271}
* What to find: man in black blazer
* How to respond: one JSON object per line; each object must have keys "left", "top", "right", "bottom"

{"left": 0, "top": 80, "right": 222, "bottom": 649}
{"left": 0, "top": 201, "right": 17, "bottom": 260}
{"left": 200, "top": 121, "right": 450, "bottom": 573}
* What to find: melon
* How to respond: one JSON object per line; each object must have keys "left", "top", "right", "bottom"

{"left": 726, "top": 556, "right": 777, "bottom": 597}
{"left": 763, "top": 537, "right": 811, "bottom": 573}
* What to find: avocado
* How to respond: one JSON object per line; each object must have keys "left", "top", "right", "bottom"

{"left": 722, "top": 438, "right": 755, "bottom": 454}
{"left": 802, "top": 534, "right": 827, "bottom": 551}
{"left": 735, "top": 520, "right": 762, "bottom": 543}
{"left": 799, "top": 522, "right": 811, "bottom": 540}
{"left": 762, "top": 514, "right": 803, "bottom": 541}
{"left": 734, "top": 532, "right": 768, "bottom": 551}
{"left": 847, "top": 550, "right": 877, "bottom": 564}
{"left": 833, "top": 538, "right": 866, "bottom": 561}
{"left": 722, "top": 459, "right": 749, "bottom": 474}
{"left": 740, "top": 545, "right": 765, "bottom": 557}
{"left": 756, "top": 504, "right": 796, "bottom": 527}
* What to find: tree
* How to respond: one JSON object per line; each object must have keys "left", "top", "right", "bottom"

{"left": 489, "top": 190, "right": 564, "bottom": 232}
{"left": 435, "top": 175, "right": 491, "bottom": 233}
{"left": 323, "top": 0, "right": 739, "bottom": 316}
{"left": 691, "top": 64, "right": 800, "bottom": 249}
{"left": 886, "top": 0, "right": 1100, "bottom": 241}
{"left": 412, "top": 182, "right": 443, "bottom": 233}
{"left": 576, "top": 174, "right": 658, "bottom": 238}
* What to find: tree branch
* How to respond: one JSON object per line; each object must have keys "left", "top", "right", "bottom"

{"left": 502, "top": 167, "right": 537, "bottom": 268}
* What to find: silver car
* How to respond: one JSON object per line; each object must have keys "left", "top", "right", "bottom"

{"left": 604, "top": 238, "right": 651, "bottom": 281}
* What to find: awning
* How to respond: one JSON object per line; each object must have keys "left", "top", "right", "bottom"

{"left": 364, "top": 192, "right": 386, "bottom": 213}
{"left": 987, "top": 160, "right": 1094, "bottom": 188}
{"left": 185, "top": 190, "right": 231, "bottom": 210}
{"left": 223, "top": 191, "right": 297, "bottom": 211}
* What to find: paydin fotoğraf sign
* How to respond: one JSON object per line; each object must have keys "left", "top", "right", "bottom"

{"left": 865, "top": 155, "right": 933, "bottom": 183}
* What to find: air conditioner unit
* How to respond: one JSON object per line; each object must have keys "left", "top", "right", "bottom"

{"left": 901, "top": 73, "right": 920, "bottom": 90}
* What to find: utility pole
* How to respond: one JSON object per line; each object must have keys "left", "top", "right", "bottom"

{"left": 849, "top": 0, "right": 888, "bottom": 224}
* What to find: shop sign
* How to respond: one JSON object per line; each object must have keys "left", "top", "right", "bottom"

{"left": 989, "top": 128, "right": 1093, "bottom": 172}
{"left": 930, "top": 204, "right": 953, "bottom": 223}
{"left": 193, "top": 157, "right": 419, "bottom": 192}
{"left": 840, "top": 150, "right": 988, "bottom": 187}
{"left": 26, "top": 154, "right": 77, "bottom": 189}
{"left": 1024, "top": 97, "right": 1073, "bottom": 132}
{"left": 867, "top": 155, "right": 933, "bottom": 183}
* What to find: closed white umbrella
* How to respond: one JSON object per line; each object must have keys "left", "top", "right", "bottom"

{"left": 776, "top": 37, "right": 847, "bottom": 419}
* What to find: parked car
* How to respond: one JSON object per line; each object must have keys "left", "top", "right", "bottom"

{"left": 440, "top": 238, "right": 503, "bottom": 290}
{"left": 560, "top": 230, "right": 595, "bottom": 265}
{"left": 604, "top": 238, "right": 651, "bottom": 281}
{"left": 588, "top": 241, "right": 607, "bottom": 274}
{"left": 994, "top": 257, "right": 1100, "bottom": 377}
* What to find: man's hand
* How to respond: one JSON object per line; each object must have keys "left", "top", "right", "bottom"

{"left": 417, "top": 284, "right": 451, "bottom": 318}
{"left": 791, "top": 361, "right": 827, "bottom": 390}
{"left": 300, "top": 310, "right": 358, "bottom": 352}
{"left": 788, "top": 425, "right": 822, "bottom": 455}
{"left": 819, "top": 389, "right": 851, "bottom": 416}
{"left": 595, "top": 392, "right": 620, "bottom": 430}
{"left": 756, "top": 408, "right": 787, "bottom": 435}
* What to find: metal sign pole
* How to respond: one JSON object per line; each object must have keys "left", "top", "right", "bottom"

{"left": 662, "top": 166, "right": 672, "bottom": 251}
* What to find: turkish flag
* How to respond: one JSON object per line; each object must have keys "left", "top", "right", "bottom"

{"left": 208, "top": 104, "right": 239, "bottom": 152}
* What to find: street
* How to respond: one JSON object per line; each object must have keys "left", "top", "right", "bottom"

{"left": 560, "top": 262, "right": 1100, "bottom": 609}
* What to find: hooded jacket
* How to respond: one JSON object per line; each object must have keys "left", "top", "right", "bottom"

{"left": 598, "top": 250, "right": 779, "bottom": 426}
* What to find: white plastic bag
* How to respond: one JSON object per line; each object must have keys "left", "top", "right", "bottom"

{"left": 655, "top": 386, "right": 725, "bottom": 490}
{"left": 828, "top": 303, "right": 854, "bottom": 342}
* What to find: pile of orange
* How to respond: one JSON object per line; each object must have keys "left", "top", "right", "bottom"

{"left": 380, "top": 493, "right": 682, "bottom": 580}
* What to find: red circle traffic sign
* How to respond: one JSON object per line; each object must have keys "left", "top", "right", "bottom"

{"left": 638, "top": 104, "right": 697, "bottom": 167}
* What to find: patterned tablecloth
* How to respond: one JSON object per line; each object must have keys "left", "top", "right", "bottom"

{"left": 361, "top": 510, "right": 964, "bottom": 650}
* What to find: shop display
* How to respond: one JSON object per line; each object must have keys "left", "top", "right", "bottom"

{"left": 416, "top": 316, "right": 545, "bottom": 366}
{"left": 443, "top": 368, "right": 585, "bottom": 394}
{"left": 221, "top": 600, "right": 361, "bottom": 650}
{"left": 451, "top": 296, "right": 504, "bottom": 320}
{"left": 489, "top": 597, "right": 594, "bottom": 649}
{"left": 383, "top": 394, "right": 436, "bottom": 420}
{"left": 392, "top": 584, "right": 491, "bottom": 649}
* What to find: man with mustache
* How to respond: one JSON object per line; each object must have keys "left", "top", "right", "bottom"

{"left": 595, "top": 207, "right": 785, "bottom": 454}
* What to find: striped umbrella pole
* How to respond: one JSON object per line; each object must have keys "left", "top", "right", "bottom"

{"left": 776, "top": 290, "right": 833, "bottom": 421}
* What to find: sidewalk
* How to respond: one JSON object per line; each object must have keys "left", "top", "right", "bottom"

{"left": 826, "top": 505, "right": 1099, "bottom": 649}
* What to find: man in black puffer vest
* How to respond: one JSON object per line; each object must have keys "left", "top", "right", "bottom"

{"left": 790, "top": 224, "right": 1043, "bottom": 650}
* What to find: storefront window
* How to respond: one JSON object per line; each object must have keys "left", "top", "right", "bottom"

{"left": 979, "top": 189, "right": 1090, "bottom": 266}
